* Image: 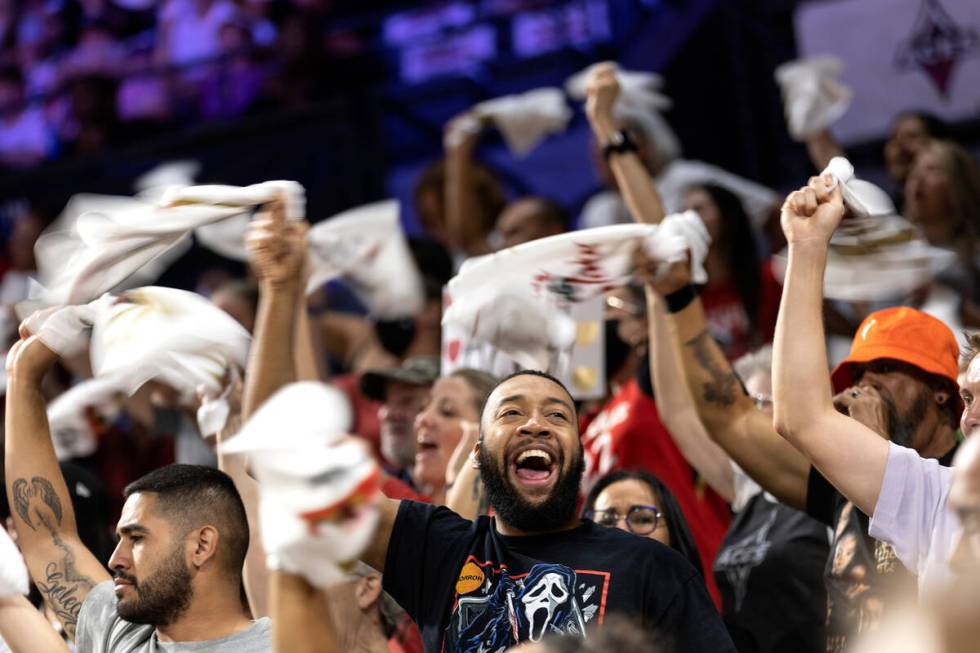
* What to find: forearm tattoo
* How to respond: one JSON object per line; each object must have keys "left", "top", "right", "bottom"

{"left": 684, "top": 331, "right": 743, "bottom": 407}
{"left": 12, "top": 476, "right": 95, "bottom": 639}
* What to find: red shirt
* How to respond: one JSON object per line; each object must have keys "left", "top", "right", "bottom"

{"left": 700, "top": 259, "right": 780, "bottom": 361}
{"left": 333, "top": 373, "right": 383, "bottom": 459}
{"left": 582, "top": 378, "right": 731, "bottom": 607}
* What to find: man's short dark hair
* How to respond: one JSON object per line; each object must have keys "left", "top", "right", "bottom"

{"left": 124, "top": 465, "right": 248, "bottom": 577}
{"left": 482, "top": 370, "right": 576, "bottom": 420}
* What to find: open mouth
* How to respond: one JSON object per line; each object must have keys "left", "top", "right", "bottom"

{"left": 416, "top": 439, "right": 438, "bottom": 460}
{"left": 510, "top": 448, "right": 557, "bottom": 488}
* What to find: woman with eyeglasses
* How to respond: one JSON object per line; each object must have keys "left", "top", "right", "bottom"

{"left": 583, "top": 469, "right": 704, "bottom": 576}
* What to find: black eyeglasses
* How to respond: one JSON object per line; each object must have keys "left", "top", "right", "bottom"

{"left": 585, "top": 505, "right": 662, "bottom": 535}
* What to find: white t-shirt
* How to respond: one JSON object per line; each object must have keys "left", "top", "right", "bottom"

{"left": 869, "top": 442, "right": 958, "bottom": 597}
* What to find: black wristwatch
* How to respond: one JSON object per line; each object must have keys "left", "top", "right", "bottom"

{"left": 602, "top": 129, "right": 638, "bottom": 161}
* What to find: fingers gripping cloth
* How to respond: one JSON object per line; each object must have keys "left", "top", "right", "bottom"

{"left": 0, "top": 526, "right": 29, "bottom": 598}
{"left": 566, "top": 61, "right": 681, "bottom": 166}
{"left": 220, "top": 383, "right": 381, "bottom": 589}
{"left": 33, "top": 181, "right": 305, "bottom": 304}
{"left": 821, "top": 157, "right": 895, "bottom": 218}
{"left": 306, "top": 200, "right": 426, "bottom": 319}
{"left": 774, "top": 56, "right": 852, "bottom": 140}
{"left": 468, "top": 88, "right": 572, "bottom": 157}
{"left": 642, "top": 210, "right": 711, "bottom": 285}
{"left": 771, "top": 160, "right": 956, "bottom": 301}
{"left": 19, "top": 296, "right": 111, "bottom": 357}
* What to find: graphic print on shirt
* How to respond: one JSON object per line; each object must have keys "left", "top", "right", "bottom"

{"left": 713, "top": 509, "right": 777, "bottom": 611}
{"left": 445, "top": 557, "right": 609, "bottom": 652}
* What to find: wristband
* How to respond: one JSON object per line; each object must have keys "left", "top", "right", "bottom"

{"left": 664, "top": 285, "right": 698, "bottom": 313}
{"left": 602, "top": 129, "right": 638, "bottom": 161}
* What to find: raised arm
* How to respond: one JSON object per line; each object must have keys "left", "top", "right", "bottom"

{"left": 242, "top": 200, "right": 308, "bottom": 419}
{"left": 444, "top": 113, "right": 494, "bottom": 257}
{"left": 642, "top": 253, "right": 811, "bottom": 508}
{"left": 644, "top": 284, "right": 735, "bottom": 502}
{"left": 270, "top": 571, "right": 341, "bottom": 653}
{"left": 445, "top": 422, "right": 488, "bottom": 519}
{"left": 772, "top": 178, "right": 888, "bottom": 517}
{"left": 4, "top": 336, "right": 110, "bottom": 640}
{"left": 0, "top": 595, "right": 71, "bottom": 653}
{"left": 585, "top": 63, "right": 665, "bottom": 226}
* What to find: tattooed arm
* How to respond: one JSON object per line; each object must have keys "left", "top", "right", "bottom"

{"left": 4, "top": 336, "right": 111, "bottom": 640}
{"left": 669, "top": 296, "right": 811, "bottom": 510}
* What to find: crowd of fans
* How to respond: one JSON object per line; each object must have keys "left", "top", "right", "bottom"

{"left": 0, "top": 0, "right": 372, "bottom": 168}
{"left": 0, "top": 19, "right": 979, "bottom": 653}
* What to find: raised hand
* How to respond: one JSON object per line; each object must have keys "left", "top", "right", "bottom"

{"left": 632, "top": 245, "right": 692, "bottom": 297}
{"left": 780, "top": 174, "right": 845, "bottom": 247}
{"left": 245, "top": 198, "right": 309, "bottom": 289}
{"left": 585, "top": 62, "right": 620, "bottom": 134}
{"left": 832, "top": 385, "right": 889, "bottom": 439}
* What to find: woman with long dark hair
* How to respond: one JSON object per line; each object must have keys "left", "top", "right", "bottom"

{"left": 683, "top": 183, "right": 780, "bottom": 360}
{"left": 583, "top": 469, "right": 704, "bottom": 576}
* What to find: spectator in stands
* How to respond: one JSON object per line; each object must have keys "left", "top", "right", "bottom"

{"left": 682, "top": 183, "right": 781, "bottom": 360}
{"left": 0, "top": 67, "right": 52, "bottom": 167}
{"left": 199, "top": 19, "right": 268, "bottom": 121}
{"left": 584, "top": 469, "right": 704, "bottom": 575}
{"left": 360, "top": 357, "right": 440, "bottom": 486}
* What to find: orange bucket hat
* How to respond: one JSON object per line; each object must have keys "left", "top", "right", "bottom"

{"left": 831, "top": 306, "right": 961, "bottom": 412}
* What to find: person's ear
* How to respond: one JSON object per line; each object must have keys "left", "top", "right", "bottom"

{"left": 190, "top": 525, "right": 220, "bottom": 570}
{"left": 472, "top": 439, "right": 481, "bottom": 469}
{"left": 355, "top": 574, "right": 382, "bottom": 610}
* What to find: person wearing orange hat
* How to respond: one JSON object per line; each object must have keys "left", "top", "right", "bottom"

{"left": 773, "top": 175, "right": 979, "bottom": 608}
{"left": 639, "top": 174, "right": 963, "bottom": 650}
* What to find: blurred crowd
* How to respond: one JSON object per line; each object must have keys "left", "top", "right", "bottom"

{"left": 0, "top": 0, "right": 374, "bottom": 168}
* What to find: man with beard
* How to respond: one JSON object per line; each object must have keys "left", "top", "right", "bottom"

{"left": 242, "top": 199, "right": 731, "bottom": 651}
{"left": 646, "top": 175, "right": 961, "bottom": 650}
{"left": 4, "top": 333, "right": 269, "bottom": 651}
{"left": 772, "top": 175, "right": 980, "bottom": 595}
{"left": 360, "top": 356, "right": 439, "bottom": 486}
{"left": 360, "top": 370, "right": 733, "bottom": 653}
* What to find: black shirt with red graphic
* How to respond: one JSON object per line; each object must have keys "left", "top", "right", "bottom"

{"left": 382, "top": 500, "right": 733, "bottom": 653}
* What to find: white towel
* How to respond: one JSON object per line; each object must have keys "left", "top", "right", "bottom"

{"left": 444, "top": 218, "right": 711, "bottom": 371}
{"left": 775, "top": 56, "right": 852, "bottom": 140}
{"left": 566, "top": 61, "right": 681, "bottom": 165}
{"left": 306, "top": 199, "right": 426, "bottom": 319}
{"left": 822, "top": 157, "right": 896, "bottom": 218}
{"left": 0, "top": 527, "right": 28, "bottom": 598}
{"left": 220, "top": 382, "right": 379, "bottom": 589}
{"left": 471, "top": 87, "right": 572, "bottom": 157}
{"left": 33, "top": 182, "right": 305, "bottom": 305}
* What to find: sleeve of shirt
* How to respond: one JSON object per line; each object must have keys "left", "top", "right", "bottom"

{"left": 75, "top": 581, "right": 119, "bottom": 650}
{"left": 382, "top": 500, "right": 473, "bottom": 621}
{"left": 869, "top": 442, "right": 953, "bottom": 576}
{"left": 656, "top": 572, "right": 736, "bottom": 653}
{"left": 805, "top": 466, "right": 838, "bottom": 526}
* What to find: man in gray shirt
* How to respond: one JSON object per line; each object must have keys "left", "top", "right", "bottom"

{"left": 5, "top": 332, "right": 269, "bottom": 651}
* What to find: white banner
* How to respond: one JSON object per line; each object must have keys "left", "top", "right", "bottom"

{"left": 795, "top": 0, "right": 980, "bottom": 143}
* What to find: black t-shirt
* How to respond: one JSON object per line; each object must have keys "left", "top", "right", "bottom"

{"left": 713, "top": 493, "right": 829, "bottom": 653}
{"left": 805, "top": 443, "right": 957, "bottom": 653}
{"left": 383, "top": 500, "right": 734, "bottom": 653}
